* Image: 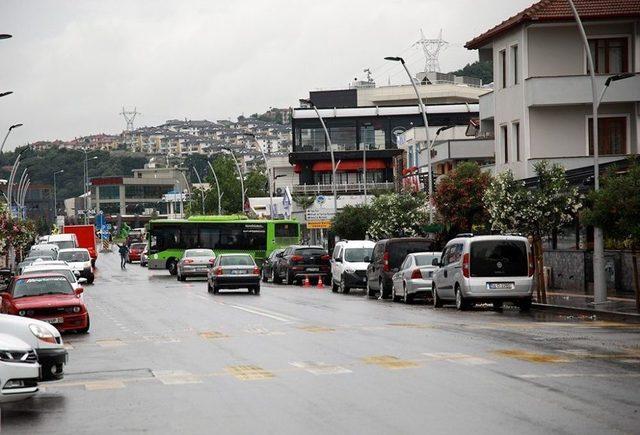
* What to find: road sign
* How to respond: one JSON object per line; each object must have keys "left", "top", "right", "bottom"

{"left": 307, "top": 221, "right": 331, "bottom": 229}
{"left": 305, "top": 209, "right": 335, "bottom": 221}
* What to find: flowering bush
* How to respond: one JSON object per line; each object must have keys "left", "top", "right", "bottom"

{"left": 0, "top": 213, "right": 38, "bottom": 254}
{"left": 367, "top": 191, "right": 429, "bottom": 239}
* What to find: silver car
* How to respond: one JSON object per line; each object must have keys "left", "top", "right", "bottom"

{"left": 391, "top": 252, "right": 441, "bottom": 303}
{"left": 177, "top": 249, "right": 215, "bottom": 281}
{"left": 432, "top": 235, "right": 534, "bottom": 311}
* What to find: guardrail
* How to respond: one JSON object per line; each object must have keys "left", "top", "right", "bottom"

{"left": 291, "top": 182, "right": 394, "bottom": 194}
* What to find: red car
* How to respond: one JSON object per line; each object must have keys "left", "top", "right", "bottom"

{"left": 0, "top": 274, "right": 90, "bottom": 333}
{"left": 128, "top": 243, "right": 146, "bottom": 263}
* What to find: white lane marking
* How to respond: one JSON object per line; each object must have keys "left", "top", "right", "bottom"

{"left": 422, "top": 352, "right": 495, "bottom": 365}
{"left": 225, "top": 304, "right": 296, "bottom": 322}
{"left": 519, "top": 373, "right": 640, "bottom": 379}
{"left": 290, "top": 361, "right": 352, "bottom": 375}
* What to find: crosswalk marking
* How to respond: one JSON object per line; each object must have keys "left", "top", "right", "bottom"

{"left": 226, "top": 365, "right": 275, "bottom": 380}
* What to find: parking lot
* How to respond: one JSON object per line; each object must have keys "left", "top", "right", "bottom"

{"left": 2, "top": 250, "right": 640, "bottom": 434}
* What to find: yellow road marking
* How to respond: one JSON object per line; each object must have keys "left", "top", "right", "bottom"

{"left": 491, "top": 349, "right": 571, "bottom": 363}
{"left": 362, "top": 355, "right": 419, "bottom": 370}
{"left": 199, "top": 331, "right": 229, "bottom": 340}
{"left": 298, "top": 326, "right": 335, "bottom": 333}
{"left": 226, "top": 365, "right": 275, "bottom": 380}
{"left": 95, "top": 339, "right": 126, "bottom": 347}
{"left": 84, "top": 380, "right": 126, "bottom": 391}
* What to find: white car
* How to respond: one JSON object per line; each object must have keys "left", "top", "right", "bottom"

{"left": 29, "top": 243, "right": 59, "bottom": 260}
{"left": 21, "top": 263, "right": 87, "bottom": 296}
{"left": 330, "top": 240, "right": 375, "bottom": 294}
{"left": 0, "top": 314, "right": 67, "bottom": 381}
{"left": 46, "top": 234, "right": 78, "bottom": 251}
{"left": 0, "top": 333, "right": 40, "bottom": 403}
{"left": 57, "top": 248, "right": 94, "bottom": 284}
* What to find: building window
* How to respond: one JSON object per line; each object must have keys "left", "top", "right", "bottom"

{"left": 98, "top": 185, "right": 120, "bottom": 199}
{"left": 359, "top": 120, "right": 386, "bottom": 150}
{"left": 588, "top": 38, "right": 628, "bottom": 74}
{"left": 499, "top": 49, "right": 507, "bottom": 88}
{"left": 588, "top": 116, "right": 627, "bottom": 155}
{"left": 407, "top": 145, "right": 414, "bottom": 167}
{"left": 329, "top": 123, "right": 357, "bottom": 151}
{"left": 510, "top": 45, "right": 519, "bottom": 85}
{"left": 513, "top": 122, "right": 520, "bottom": 161}
{"left": 298, "top": 128, "right": 326, "bottom": 152}
{"left": 500, "top": 125, "right": 508, "bottom": 163}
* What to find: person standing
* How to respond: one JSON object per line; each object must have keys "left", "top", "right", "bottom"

{"left": 118, "top": 243, "right": 129, "bottom": 270}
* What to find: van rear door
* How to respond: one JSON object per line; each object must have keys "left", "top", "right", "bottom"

{"left": 469, "top": 240, "right": 528, "bottom": 278}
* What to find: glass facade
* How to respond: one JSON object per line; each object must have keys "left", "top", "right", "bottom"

{"left": 125, "top": 184, "right": 173, "bottom": 199}
{"left": 99, "top": 185, "right": 120, "bottom": 199}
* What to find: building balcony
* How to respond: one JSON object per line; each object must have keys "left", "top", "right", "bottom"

{"left": 429, "top": 138, "right": 495, "bottom": 165}
{"left": 525, "top": 74, "right": 640, "bottom": 107}
{"left": 291, "top": 181, "right": 394, "bottom": 195}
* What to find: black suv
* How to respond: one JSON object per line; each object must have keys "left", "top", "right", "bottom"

{"left": 273, "top": 245, "right": 331, "bottom": 285}
{"left": 366, "top": 238, "right": 435, "bottom": 298}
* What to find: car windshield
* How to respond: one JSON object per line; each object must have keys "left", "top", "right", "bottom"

{"left": 52, "top": 241, "right": 75, "bottom": 250}
{"left": 12, "top": 276, "right": 74, "bottom": 298}
{"left": 219, "top": 255, "right": 254, "bottom": 266}
{"left": 58, "top": 251, "right": 90, "bottom": 262}
{"left": 23, "top": 269, "right": 77, "bottom": 283}
{"left": 344, "top": 248, "right": 373, "bottom": 262}
{"left": 26, "top": 253, "right": 53, "bottom": 260}
{"left": 185, "top": 249, "right": 214, "bottom": 257}
{"left": 414, "top": 253, "right": 440, "bottom": 266}
{"left": 470, "top": 240, "right": 528, "bottom": 277}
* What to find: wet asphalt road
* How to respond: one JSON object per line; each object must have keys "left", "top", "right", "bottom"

{"left": 2, "top": 250, "right": 640, "bottom": 434}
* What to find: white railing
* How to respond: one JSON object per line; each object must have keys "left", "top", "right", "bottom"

{"left": 291, "top": 182, "right": 394, "bottom": 194}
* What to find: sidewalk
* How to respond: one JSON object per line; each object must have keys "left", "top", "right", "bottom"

{"left": 533, "top": 288, "right": 640, "bottom": 320}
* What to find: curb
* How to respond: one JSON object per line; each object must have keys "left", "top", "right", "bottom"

{"left": 532, "top": 303, "right": 640, "bottom": 323}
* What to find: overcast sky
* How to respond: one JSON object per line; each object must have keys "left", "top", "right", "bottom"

{"left": 0, "top": 0, "right": 532, "bottom": 147}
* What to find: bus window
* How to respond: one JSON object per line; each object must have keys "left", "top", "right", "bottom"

{"left": 181, "top": 225, "right": 199, "bottom": 249}
{"left": 217, "top": 223, "right": 266, "bottom": 250}
{"left": 275, "top": 223, "right": 298, "bottom": 238}
{"left": 152, "top": 225, "right": 180, "bottom": 252}
{"left": 199, "top": 223, "right": 220, "bottom": 248}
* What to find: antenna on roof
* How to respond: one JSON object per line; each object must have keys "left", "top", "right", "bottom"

{"left": 415, "top": 28, "right": 448, "bottom": 73}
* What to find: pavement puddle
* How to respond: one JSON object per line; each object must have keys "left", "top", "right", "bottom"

{"left": 491, "top": 349, "right": 571, "bottom": 363}
{"left": 226, "top": 365, "right": 275, "bottom": 381}
{"left": 290, "top": 361, "right": 352, "bottom": 375}
{"left": 362, "top": 355, "right": 420, "bottom": 370}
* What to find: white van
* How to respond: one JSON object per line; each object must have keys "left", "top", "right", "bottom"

{"left": 47, "top": 234, "right": 78, "bottom": 251}
{"left": 432, "top": 235, "right": 534, "bottom": 311}
{"left": 330, "top": 240, "right": 375, "bottom": 294}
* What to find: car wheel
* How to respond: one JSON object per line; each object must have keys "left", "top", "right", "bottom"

{"left": 366, "top": 279, "right": 376, "bottom": 299}
{"left": 493, "top": 301, "right": 504, "bottom": 310}
{"left": 340, "top": 276, "right": 350, "bottom": 294}
{"left": 254, "top": 286, "right": 261, "bottom": 295}
{"left": 207, "top": 281, "right": 213, "bottom": 293}
{"left": 178, "top": 271, "right": 186, "bottom": 282}
{"left": 455, "top": 287, "right": 469, "bottom": 311}
{"left": 332, "top": 278, "right": 339, "bottom": 293}
{"left": 286, "top": 269, "right": 293, "bottom": 285}
{"left": 78, "top": 317, "right": 90, "bottom": 334}
{"left": 518, "top": 297, "right": 532, "bottom": 312}
{"left": 213, "top": 286, "right": 219, "bottom": 294}
{"left": 433, "top": 283, "right": 443, "bottom": 308}
{"left": 87, "top": 275, "right": 95, "bottom": 284}
{"left": 403, "top": 283, "right": 412, "bottom": 304}
{"left": 168, "top": 259, "right": 178, "bottom": 276}
{"left": 273, "top": 268, "right": 282, "bottom": 284}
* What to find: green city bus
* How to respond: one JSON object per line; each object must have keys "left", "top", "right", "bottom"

{"left": 147, "top": 215, "right": 300, "bottom": 275}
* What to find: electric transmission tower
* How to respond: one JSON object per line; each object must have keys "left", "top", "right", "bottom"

{"left": 120, "top": 106, "right": 140, "bottom": 151}
{"left": 415, "top": 29, "right": 448, "bottom": 73}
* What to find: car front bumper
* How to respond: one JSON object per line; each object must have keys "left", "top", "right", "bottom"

{"left": 36, "top": 347, "right": 67, "bottom": 381}
{"left": 343, "top": 271, "right": 368, "bottom": 288}
{"left": 0, "top": 361, "right": 39, "bottom": 403}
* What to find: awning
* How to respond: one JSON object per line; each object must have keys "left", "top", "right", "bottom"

{"left": 293, "top": 163, "right": 302, "bottom": 173}
{"left": 312, "top": 159, "right": 387, "bottom": 172}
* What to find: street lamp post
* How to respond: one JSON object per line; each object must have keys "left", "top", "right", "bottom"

{"left": 385, "top": 56, "right": 434, "bottom": 223}
{"left": 53, "top": 169, "right": 64, "bottom": 217}
{"left": 206, "top": 161, "right": 223, "bottom": 215}
{"left": 192, "top": 167, "right": 206, "bottom": 215}
{"left": 222, "top": 148, "right": 245, "bottom": 214}
{"left": 0, "top": 91, "right": 13, "bottom": 98}
{"left": 299, "top": 99, "right": 338, "bottom": 220}
{"left": 244, "top": 133, "right": 274, "bottom": 218}
{"left": 423, "top": 124, "right": 455, "bottom": 191}
{"left": 83, "top": 151, "right": 98, "bottom": 224}
{"left": 0, "top": 123, "right": 23, "bottom": 154}
{"left": 15, "top": 169, "right": 27, "bottom": 215}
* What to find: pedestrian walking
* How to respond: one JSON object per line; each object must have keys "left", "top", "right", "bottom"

{"left": 118, "top": 243, "right": 129, "bottom": 270}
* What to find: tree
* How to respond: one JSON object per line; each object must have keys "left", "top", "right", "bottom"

{"left": 331, "top": 204, "right": 373, "bottom": 240}
{"left": 433, "top": 162, "right": 491, "bottom": 236}
{"left": 582, "top": 159, "right": 640, "bottom": 312}
{"left": 484, "top": 161, "right": 581, "bottom": 302}
{"left": 450, "top": 60, "right": 493, "bottom": 84}
{"left": 368, "top": 191, "right": 429, "bottom": 239}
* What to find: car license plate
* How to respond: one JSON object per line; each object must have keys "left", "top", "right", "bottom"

{"left": 487, "top": 282, "right": 515, "bottom": 290}
{"left": 231, "top": 269, "right": 246, "bottom": 275}
{"left": 307, "top": 267, "right": 319, "bottom": 272}
{"left": 42, "top": 317, "right": 64, "bottom": 325}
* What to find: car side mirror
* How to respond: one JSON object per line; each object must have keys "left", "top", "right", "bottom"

{"left": 432, "top": 258, "right": 440, "bottom": 266}
{"left": 75, "top": 287, "right": 84, "bottom": 296}
{"left": 334, "top": 257, "right": 342, "bottom": 263}
{"left": 78, "top": 278, "right": 88, "bottom": 284}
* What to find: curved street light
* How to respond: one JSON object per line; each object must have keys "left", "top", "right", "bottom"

{"left": 0, "top": 34, "right": 12, "bottom": 40}
{"left": 222, "top": 148, "right": 245, "bottom": 214}
{"left": 206, "top": 161, "right": 223, "bottom": 215}
{"left": 0, "top": 91, "right": 13, "bottom": 98}
{"left": 243, "top": 132, "right": 274, "bottom": 218}
{"left": 0, "top": 123, "right": 24, "bottom": 154}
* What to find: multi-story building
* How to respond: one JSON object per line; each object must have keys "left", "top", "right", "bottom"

{"left": 466, "top": 0, "right": 640, "bottom": 179}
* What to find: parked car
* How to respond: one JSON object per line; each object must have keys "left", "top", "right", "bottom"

{"left": 177, "top": 249, "right": 215, "bottom": 281}
{"left": 17, "top": 256, "right": 53, "bottom": 275}
{"left": 366, "top": 238, "right": 436, "bottom": 299}
{"left": 0, "top": 314, "right": 67, "bottom": 381}
{"left": 391, "top": 252, "right": 442, "bottom": 303}
{"left": 57, "top": 248, "right": 94, "bottom": 283}
{"left": 21, "top": 263, "right": 87, "bottom": 294}
{"left": 0, "top": 268, "right": 12, "bottom": 292}
{"left": 330, "top": 240, "right": 375, "bottom": 294}
{"left": 63, "top": 225, "right": 98, "bottom": 267}
{"left": 431, "top": 235, "right": 534, "bottom": 311}
{"left": 0, "top": 333, "right": 40, "bottom": 403}
{"left": 261, "top": 249, "right": 284, "bottom": 283}
{"left": 0, "top": 274, "right": 90, "bottom": 333}
{"left": 140, "top": 245, "right": 149, "bottom": 267}
{"left": 128, "top": 243, "right": 147, "bottom": 263}
{"left": 47, "top": 234, "right": 78, "bottom": 251}
{"left": 29, "top": 244, "right": 59, "bottom": 260}
{"left": 273, "top": 245, "right": 331, "bottom": 285}
{"left": 207, "top": 254, "right": 261, "bottom": 295}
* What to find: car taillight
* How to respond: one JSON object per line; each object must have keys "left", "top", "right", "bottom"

{"left": 528, "top": 249, "right": 535, "bottom": 277}
{"left": 184, "top": 259, "right": 194, "bottom": 264}
{"left": 290, "top": 255, "right": 303, "bottom": 262}
{"left": 214, "top": 267, "right": 223, "bottom": 276}
{"left": 462, "top": 253, "right": 470, "bottom": 278}
{"left": 320, "top": 254, "right": 331, "bottom": 261}
{"left": 410, "top": 268, "right": 422, "bottom": 280}
{"left": 383, "top": 251, "right": 390, "bottom": 272}
{"left": 252, "top": 266, "right": 260, "bottom": 275}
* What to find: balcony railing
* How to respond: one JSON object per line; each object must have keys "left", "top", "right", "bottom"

{"left": 291, "top": 182, "right": 394, "bottom": 194}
